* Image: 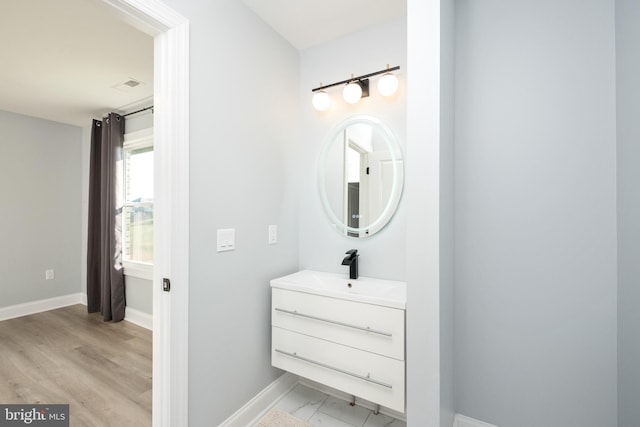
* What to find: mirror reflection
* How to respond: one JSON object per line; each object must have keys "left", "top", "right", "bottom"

{"left": 319, "top": 116, "right": 404, "bottom": 238}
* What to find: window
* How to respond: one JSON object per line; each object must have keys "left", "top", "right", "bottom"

{"left": 123, "top": 129, "right": 153, "bottom": 276}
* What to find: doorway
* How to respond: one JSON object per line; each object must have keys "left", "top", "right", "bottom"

{"left": 99, "top": 1, "right": 189, "bottom": 426}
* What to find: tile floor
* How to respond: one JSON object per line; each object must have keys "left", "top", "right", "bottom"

{"left": 269, "top": 383, "right": 406, "bottom": 427}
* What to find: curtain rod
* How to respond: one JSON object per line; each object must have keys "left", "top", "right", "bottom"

{"left": 123, "top": 105, "right": 154, "bottom": 117}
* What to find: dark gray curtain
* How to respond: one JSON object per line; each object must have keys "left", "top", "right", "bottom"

{"left": 87, "top": 113, "right": 126, "bottom": 322}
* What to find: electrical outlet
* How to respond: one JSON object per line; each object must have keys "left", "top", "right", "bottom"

{"left": 45, "top": 269, "right": 55, "bottom": 280}
{"left": 268, "top": 225, "right": 277, "bottom": 244}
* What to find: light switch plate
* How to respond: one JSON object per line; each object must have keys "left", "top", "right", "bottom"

{"left": 45, "top": 269, "right": 55, "bottom": 280}
{"left": 217, "top": 228, "right": 235, "bottom": 252}
{"left": 268, "top": 225, "right": 277, "bottom": 245}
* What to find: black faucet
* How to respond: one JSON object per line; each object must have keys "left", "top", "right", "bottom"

{"left": 342, "top": 249, "right": 359, "bottom": 280}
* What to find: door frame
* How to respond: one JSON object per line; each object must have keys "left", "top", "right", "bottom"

{"left": 101, "top": 1, "right": 189, "bottom": 426}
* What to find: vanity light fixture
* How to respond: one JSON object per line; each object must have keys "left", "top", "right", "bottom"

{"left": 343, "top": 74, "right": 366, "bottom": 104}
{"left": 312, "top": 87, "right": 331, "bottom": 111}
{"left": 377, "top": 65, "right": 400, "bottom": 97}
{"left": 311, "top": 65, "right": 400, "bottom": 110}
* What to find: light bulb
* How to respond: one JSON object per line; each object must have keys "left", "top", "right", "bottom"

{"left": 312, "top": 90, "right": 330, "bottom": 111}
{"left": 343, "top": 81, "right": 362, "bottom": 104}
{"left": 377, "top": 72, "right": 399, "bottom": 96}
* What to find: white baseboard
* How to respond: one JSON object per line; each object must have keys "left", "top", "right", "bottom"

{"left": 125, "top": 307, "right": 153, "bottom": 330}
{"left": 81, "top": 293, "right": 152, "bottom": 330}
{"left": 0, "top": 293, "right": 84, "bottom": 321}
{"left": 219, "top": 373, "right": 299, "bottom": 427}
{"left": 0, "top": 292, "right": 153, "bottom": 330}
{"left": 454, "top": 414, "right": 499, "bottom": 427}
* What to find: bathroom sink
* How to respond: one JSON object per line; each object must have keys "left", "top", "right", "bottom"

{"left": 270, "top": 270, "right": 406, "bottom": 309}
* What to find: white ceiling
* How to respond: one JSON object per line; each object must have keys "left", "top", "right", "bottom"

{"left": 0, "top": 0, "right": 153, "bottom": 127}
{"left": 0, "top": 0, "right": 405, "bottom": 127}
{"left": 241, "top": 0, "right": 407, "bottom": 50}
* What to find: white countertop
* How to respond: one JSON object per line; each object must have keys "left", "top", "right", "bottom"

{"left": 270, "top": 270, "right": 406, "bottom": 309}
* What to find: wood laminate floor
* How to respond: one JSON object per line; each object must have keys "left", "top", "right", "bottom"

{"left": 0, "top": 304, "right": 152, "bottom": 427}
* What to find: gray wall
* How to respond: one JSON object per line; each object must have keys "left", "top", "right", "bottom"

{"left": 159, "top": 1, "right": 300, "bottom": 424}
{"left": 0, "top": 110, "right": 82, "bottom": 307}
{"left": 454, "top": 1, "right": 618, "bottom": 426}
{"left": 125, "top": 276, "right": 152, "bottom": 315}
{"left": 616, "top": 0, "right": 640, "bottom": 425}
{"left": 298, "top": 18, "right": 407, "bottom": 281}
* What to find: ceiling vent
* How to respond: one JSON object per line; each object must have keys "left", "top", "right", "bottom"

{"left": 112, "top": 78, "right": 144, "bottom": 93}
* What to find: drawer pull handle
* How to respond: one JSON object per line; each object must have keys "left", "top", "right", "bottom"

{"left": 275, "top": 349, "right": 393, "bottom": 389}
{"left": 274, "top": 308, "right": 392, "bottom": 337}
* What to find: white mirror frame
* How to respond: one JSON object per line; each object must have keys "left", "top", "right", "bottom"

{"left": 318, "top": 115, "right": 404, "bottom": 238}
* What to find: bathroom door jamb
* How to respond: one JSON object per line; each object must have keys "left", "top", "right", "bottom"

{"left": 99, "top": 1, "right": 190, "bottom": 426}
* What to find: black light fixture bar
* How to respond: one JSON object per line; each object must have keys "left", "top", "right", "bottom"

{"left": 311, "top": 66, "right": 400, "bottom": 92}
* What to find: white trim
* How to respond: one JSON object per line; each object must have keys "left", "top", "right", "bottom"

{"left": 124, "top": 127, "right": 154, "bottom": 144}
{"left": 125, "top": 306, "right": 153, "bottom": 330}
{"left": 101, "top": 2, "right": 190, "bottom": 427}
{"left": 78, "top": 293, "right": 153, "bottom": 330}
{"left": 0, "top": 293, "right": 84, "bottom": 322}
{"left": 155, "top": 18, "right": 190, "bottom": 427}
{"left": 124, "top": 134, "right": 153, "bottom": 151}
{"left": 219, "top": 373, "right": 299, "bottom": 427}
{"left": 103, "top": 0, "right": 187, "bottom": 32}
{"left": 406, "top": 0, "right": 442, "bottom": 426}
{"left": 124, "top": 261, "right": 154, "bottom": 280}
{"left": 454, "top": 414, "right": 500, "bottom": 427}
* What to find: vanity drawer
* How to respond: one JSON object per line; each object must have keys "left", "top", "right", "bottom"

{"left": 272, "top": 288, "right": 404, "bottom": 360}
{"left": 272, "top": 327, "right": 405, "bottom": 412}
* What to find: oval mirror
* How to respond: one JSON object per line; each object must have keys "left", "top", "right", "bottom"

{"left": 318, "top": 115, "right": 404, "bottom": 238}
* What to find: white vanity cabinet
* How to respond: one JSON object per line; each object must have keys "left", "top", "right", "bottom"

{"left": 270, "top": 270, "right": 406, "bottom": 413}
